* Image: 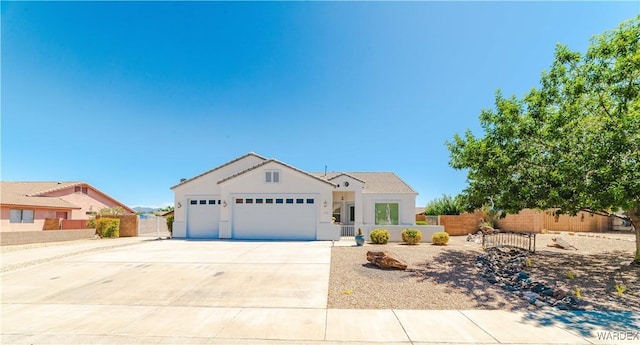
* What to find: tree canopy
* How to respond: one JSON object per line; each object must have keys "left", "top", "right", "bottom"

{"left": 447, "top": 16, "right": 640, "bottom": 261}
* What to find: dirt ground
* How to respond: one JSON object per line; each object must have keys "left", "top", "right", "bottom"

{"left": 328, "top": 232, "right": 638, "bottom": 311}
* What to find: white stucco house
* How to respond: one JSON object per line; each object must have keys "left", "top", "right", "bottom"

{"left": 171, "top": 152, "right": 441, "bottom": 241}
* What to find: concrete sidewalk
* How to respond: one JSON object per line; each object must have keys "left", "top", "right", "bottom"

{"left": 3, "top": 306, "right": 637, "bottom": 344}
{"left": 2, "top": 239, "right": 638, "bottom": 344}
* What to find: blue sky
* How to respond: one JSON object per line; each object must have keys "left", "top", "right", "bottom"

{"left": 2, "top": 2, "right": 637, "bottom": 208}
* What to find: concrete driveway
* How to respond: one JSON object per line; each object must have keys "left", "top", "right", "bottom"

{"left": 2, "top": 239, "right": 332, "bottom": 343}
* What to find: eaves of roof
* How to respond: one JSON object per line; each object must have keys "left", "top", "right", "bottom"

{"left": 170, "top": 152, "right": 268, "bottom": 190}
{"left": 217, "top": 159, "right": 337, "bottom": 187}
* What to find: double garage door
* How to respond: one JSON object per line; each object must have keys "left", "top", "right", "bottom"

{"left": 186, "top": 194, "right": 319, "bottom": 240}
{"left": 232, "top": 194, "right": 318, "bottom": 240}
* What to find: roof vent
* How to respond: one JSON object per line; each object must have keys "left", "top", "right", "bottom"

{"left": 180, "top": 178, "right": 187, "bottom": 182}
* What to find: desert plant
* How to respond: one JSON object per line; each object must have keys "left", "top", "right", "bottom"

{"left": 432, "top": 231, "right": 450, "bottom": 245}
{"left": 166, "top": 215, "right": 174, "bottom": 236}
{"left": 415, "top": 220, "right": 427, "bottom": 225}
{"left": 370, "top": 228, "right": 389, "bottom": 244}
{"left": 615, "top": 284, "right": 627, "bottom": 296}
{"left": 566, "top": 271, "right": 576, "bottom": 280}
{"left": 98, "top": 206, "right": 126, "bottom": 216}
{"left": 401, "top": 228, "right": 422, "bottom": 245}
{"left": 573, "top": 287, "right": 582, "bottom": 298}
{"left": 96, "top": 218, "right": 120, "bottom": 238}
{"left": 86, "top": 218, "right": 96, "bottom": 228}
{"left": 424, "top": 194, "right": 463, "bottom": 215}
{"left": 357, "top": 228, "right": 363, "bottom": 236}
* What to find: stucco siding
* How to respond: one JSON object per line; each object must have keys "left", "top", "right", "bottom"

{"left": 172, "top": 154, "right": 265, "bottom": 228}
{"left": 45, "top": 187, "right": 129, "bottom": 219}
{"left": 1, "top": 208, "right": 66, "bottom": 232}
{"left": 218, "top": 161, "right": 334, "bottom": 240}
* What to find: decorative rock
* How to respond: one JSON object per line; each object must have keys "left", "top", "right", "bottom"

{"left": 542, "top": 288, "right": 554, "bottom": 296}
{"left": 534, "top": 300, "right": 547, "bottom": 308}
{"left": 475, "top": 247, "right": 588, "bottom": 311}
{"left": 553, "top": 289, "right": 567, "bottom": 300}
{"left": 532, "top": 284, "right": 545, "bottom": 293}
{"left": 366, "top": 251, "right": 408, "bottom": 270}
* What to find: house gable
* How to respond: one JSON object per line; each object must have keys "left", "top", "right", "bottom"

{"left": 171, "top": 152, "right": 267, "bottom": 191}
{"left": 327, "top": 173, "right": 365, "bottom": 191}
{"left": 218, "top": 159, "right": 337, "bottom": 188}
{"left": 38, "top": 183, "right": 135, "bottom": 215}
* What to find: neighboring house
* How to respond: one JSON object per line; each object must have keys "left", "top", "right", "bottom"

{"left": 171, "top": 152, "right": 428, "bottom": 241}
{"left": 160, "top": 210, "right": 174, "bottom": 217}
{"left": 0, "top": 181, "right": 135, "bottom": 232}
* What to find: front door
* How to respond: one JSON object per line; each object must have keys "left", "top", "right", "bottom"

{"left": 347, "top": 203, "right": 355, "bottom": 224}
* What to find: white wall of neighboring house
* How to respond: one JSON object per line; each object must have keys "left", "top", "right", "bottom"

{"left": 171, "top": 154, "right": 266, "bottom": 238}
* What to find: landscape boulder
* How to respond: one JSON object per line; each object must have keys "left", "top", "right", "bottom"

{"left": 366, "top": 251, "right": 408, "bottom": 270}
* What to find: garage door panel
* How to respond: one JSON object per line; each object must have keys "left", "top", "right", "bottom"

{"left": 187, "top": 196, "right": 220, "bottom": 239}
{"left": 232, "top": 195, "right": 317, "bottom": 240}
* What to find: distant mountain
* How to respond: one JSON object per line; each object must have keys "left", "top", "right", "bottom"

{"left": 133, "top": 207, "right": 157, "bottom": 214}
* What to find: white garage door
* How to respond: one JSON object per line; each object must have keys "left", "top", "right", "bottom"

{"left": 232, "top": 195, "right": 317, "bottom": 240}
{"left": 187, "top": 196, "right": 221, "bottom": 239}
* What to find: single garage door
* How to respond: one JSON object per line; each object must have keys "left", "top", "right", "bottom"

{"left": 232, "top": 194, "right": 317, "bottom": 240}
{"left": 187, "top": 196, "right": 221, "bottom": 239}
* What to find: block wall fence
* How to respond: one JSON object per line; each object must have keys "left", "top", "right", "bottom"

{"left": 426, "top": 209, "right": 611, "bottom": 235}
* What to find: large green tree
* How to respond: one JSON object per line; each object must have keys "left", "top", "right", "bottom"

{"left": 447, "top": 16, "right": 640, "bottom": 263}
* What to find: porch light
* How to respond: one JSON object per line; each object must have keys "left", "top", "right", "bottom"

{"left": 323, "top": 200, "right": 327, "bottom": 208}
{"left": 223, "top": 201, "right": 228, "bottom": 207}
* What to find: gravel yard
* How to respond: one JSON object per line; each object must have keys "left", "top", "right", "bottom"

{"left": 328, "top": 232, "right": 638, "bottom": 311}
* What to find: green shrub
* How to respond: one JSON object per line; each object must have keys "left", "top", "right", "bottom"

{"left": 370, "top": 228, "right": 390, "bottom": 244}
{"left": 432, "top": 231, "right": 450, "bottom": 245}
{"left": 87, "top": 218, "right": 96, "bottom": 228}
{"left": 166, "top": 215, "right": 174, "bottom": 236}
{"left": 96, "top": 218, "right": 120, "bottom": 238}
{"left": 415, "top": 220, "right": 427, "bottom": 225}
{"left": 401, "top": 228, "right": 422, "bottom": 244}
{"left": 424, "top": 194, "right": 463, "bottom": 215}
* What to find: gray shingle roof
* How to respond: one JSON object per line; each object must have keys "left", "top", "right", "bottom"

{"left": 312, "top": 172, "right": 416, "bottom": 194}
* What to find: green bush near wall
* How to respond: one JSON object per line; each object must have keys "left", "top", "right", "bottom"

{"left": 415, "top": 220, "right": 427, "bottom": 225}
{"left": 432, "top": 232, "right": 450, "bottom": 245}
{"left": 401, "top": 228, "right": 422, "bottom": 244}
{"left": 370, "top": 228, "right": 390, "bottom": 244}
{"left": 166, "top": 215, "right": 174, "bottom": 236}
{"left": 96, "top": 218, "right": 120, "bottom": 238}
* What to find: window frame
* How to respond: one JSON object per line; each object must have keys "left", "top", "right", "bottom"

{"left": 265, "top": 170, "right": 281, "bottom": 183}
{"left": 9, "top": 209, "right": 35, "bottom": 223}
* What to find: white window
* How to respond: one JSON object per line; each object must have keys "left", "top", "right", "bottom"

{"left": 265, "top": 170, "right": 280, "bottom": 183}
{"left": 10, "top": 209, "right": 35, "bottom": 223}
